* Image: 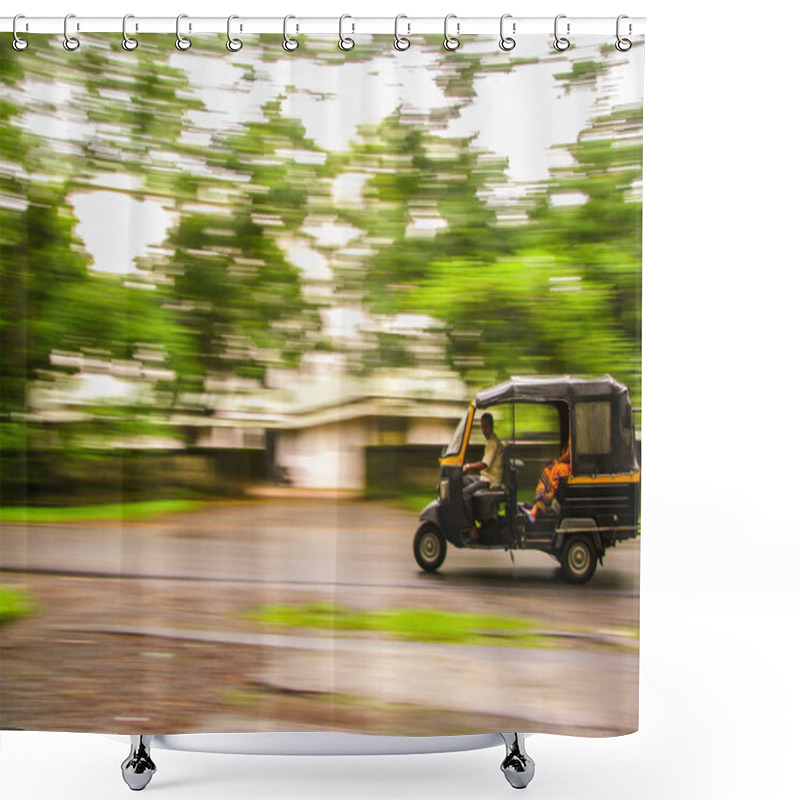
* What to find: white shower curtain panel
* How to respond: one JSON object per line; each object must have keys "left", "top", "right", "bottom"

{"left": 0, "top": 24, "right": 644, "bottom": 740}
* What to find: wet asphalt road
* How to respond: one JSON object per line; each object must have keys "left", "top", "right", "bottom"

{"left": 0, "top": 498, "right": 639, "bottom": 593}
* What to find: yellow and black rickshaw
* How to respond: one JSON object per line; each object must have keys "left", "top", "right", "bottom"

{"left": 413, "top": 375, "right": 641, "bottom": 583}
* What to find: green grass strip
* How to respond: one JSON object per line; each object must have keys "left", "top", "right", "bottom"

{"left": 248, "top": 602, "right": 545, "bottom": 648}
{"left": 365, "top": 490, "right": 436, "bottom": 513}
{"left": 0, "top": 586, "right": 34, "bottom": 623}
{"left": 0, "top": 500, "right": 205, "bottom": 523}
{"left": 395, "top": 492, "right": 437, "bottom": 513}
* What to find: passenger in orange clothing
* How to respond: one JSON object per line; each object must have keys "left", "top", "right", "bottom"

{"left": 519, "top": 441, "right": 571, "bottom": 524}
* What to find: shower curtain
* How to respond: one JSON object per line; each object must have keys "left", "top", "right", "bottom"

{"left": 0, "top": 26, "right": 644, "bottom": 738}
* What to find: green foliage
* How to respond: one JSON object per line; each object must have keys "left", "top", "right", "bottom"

{"left": 1, "top": 35, "right": 322, "bottom": 432}
{"left": 340, "top": 104, "right": 643, "bottom": 400}
{"left": 355, "top": 114, "right": 509, "bottom": 273}
{"left": 1, "top": 183, "right": 93, "bottom": 412}
{"left": 0, "top": 184, "right": 177, "bottom": 417}
{"left": 1, "top": 37, "right": 185, "bottom": 425}
{"left": 0, "top": 35, "right": 202, "bottom": 187}
{"left": 554, "top": 59, "right": 611, "bottom": 89}
{"left": 329, "top": 111, "right": 513, "bottom": 372}
{"left": 152, "top": 100, "right": 323, "bottom": 390}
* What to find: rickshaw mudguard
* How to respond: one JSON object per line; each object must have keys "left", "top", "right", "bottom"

{"left": 418, "top": 500, "right": 464, "bottom": 548}
{"left": 419, "top": 500, "right": 440, "bottom": 525}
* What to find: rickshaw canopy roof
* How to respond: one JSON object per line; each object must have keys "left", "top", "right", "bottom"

{"left": 476, "top": 375, "right": 638, "bottom": 475}
{"left": 474, "top": 375, "right": 629, "bottom": 408}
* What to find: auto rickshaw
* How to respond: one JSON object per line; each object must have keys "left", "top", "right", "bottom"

{"left": 413, "top": 375, "right": 641, "bottom": 583}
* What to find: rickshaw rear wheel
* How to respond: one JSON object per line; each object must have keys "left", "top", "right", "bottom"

{"left": 413, "top": 523, "right": 447, "bottom": 572}
{"left": 560, "top": 535, "right": 598, "bottom": 584}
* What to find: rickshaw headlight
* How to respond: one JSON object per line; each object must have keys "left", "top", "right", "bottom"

{"left": 438, "top": 478, "right": 450, "bottom": 501}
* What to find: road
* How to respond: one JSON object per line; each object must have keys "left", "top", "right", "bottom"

{"left": 0, "top": 498, "right": 640, "bottom": 736}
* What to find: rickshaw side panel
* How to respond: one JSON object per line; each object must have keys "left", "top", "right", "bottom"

{"left": 438, "top": 465, "right": 468, "bottom": 546}
{"left": 561, "top": 477, "right": 640, "bottom": 530}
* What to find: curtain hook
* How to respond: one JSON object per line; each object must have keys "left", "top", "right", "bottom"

{"left": 63, "top": 13, "right": 80, "bottom": 51}
{"left": 122, "top": 14, "right": 138, "bottom": 51}
{"left": 175, "top": 14, "right": 192, "bottom": 50}
{"left": 339, "top": 14, "right": 355, "bottom": 51}
{"left": 553, "top": 14, "right": 570, "bottom": 51}
{"left": 12, "top": 14, "right": 29, "bottom": 51}
{"left": 443, "top": 14, "right": 460, "bottom": 51}
{"left": 615, "top": 15, "right": 632, "bottom": 52}
{"left": 283, "top": 15, "right": 299, "bottom": 51}
{"left": 226, "top": 15, "right": 243, "bottom": 51}
{"left": 499, "top": 14, "right": 516, "bottom": 51}
{"left": 394, "top": 14, "right": 410, "bottom": 51}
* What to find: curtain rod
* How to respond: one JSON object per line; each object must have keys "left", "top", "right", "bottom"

{"left": 1, "top": 16, "right": 646, "bottom": 36}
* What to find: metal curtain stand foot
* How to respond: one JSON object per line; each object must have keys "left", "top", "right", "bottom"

{"left": 500, "top": 733, "right": 535, "bottom": 789}
{"left": 117, "top": 732, "right": 533, "bottom": 790}
{"left": 121, "top": 735, "right": 156, "bottom": 791}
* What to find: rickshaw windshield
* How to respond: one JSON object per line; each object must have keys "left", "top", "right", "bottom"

{"left": 443, "top": 412, "right": 470, "bottom": 458}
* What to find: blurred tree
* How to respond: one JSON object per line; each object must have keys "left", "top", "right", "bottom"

{"left": 1, "top": 39, "right": 179, "bottom": 496}
{"left": 0, "top": 40, "right": 173, "bottom": 421}
{"left": 328, "top": 110, "right": 512, "bottom": 371}
{"left": 2, "top": 33, "right": 643, "bottom": 465}
{"left": 334, "top": 100, "right": 642, "bottom": 401}
{"left": 325, "top": 43, "right": 641, "bottom": 400}
{"left": 1, "top": 35, "right": 202, "bottom": 194}
{"left": 2, "top": 37, "right": 323, "bottom": 424}
{"left": 407, "top": 106, "right": 643, "bottom": 400}
{"left": 150, "top": 99, "right": 323, "bottom": 398}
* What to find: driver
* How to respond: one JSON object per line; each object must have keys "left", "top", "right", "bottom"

{"left": 462, "top": 412, "right": 504, "bottom": 541}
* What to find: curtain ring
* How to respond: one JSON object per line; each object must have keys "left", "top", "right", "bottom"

{"left": 615, "top": 15, "right": 632, "bottom": 52}
{"left": 283, "top": 15, "right": 299, "bottom": 51}
{"left": 394, "top": 14, "right": 410, "bottom": 51}
{"left": 553, "top": 14, "right": 570, "bottom": 51}
{"left": 122, "top": 14, "right": 138, "bottom": 51}
{"left": 443, "top": 14, "right": 460, "bottom": 51}
{"left": 12, "top": 15, "right": 29, "bottom": 51}
{"left": 339, "top": 14, "right": 355, "bottom": 51}
{"left": 499, "top": 14, "right": 515, "bottom": 51}
{"left": 226, "top": 15, "right": 243, "bottom": 51}
{"left": 175, "top": 14, "right": 191, "bottom": 50}
{"left": 63, "top": 13, "right": 80, "bottom": 51}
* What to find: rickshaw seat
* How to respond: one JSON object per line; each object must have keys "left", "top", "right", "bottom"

{"left": 473, "top": 486, "right": 508, "bottom": 522}
{"left": 473, "top": 487, "right": 507, "bottom": 504}
{"left": 471, "top": 447, "right": 511, "bottom": 521}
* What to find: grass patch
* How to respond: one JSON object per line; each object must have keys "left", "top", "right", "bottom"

{"left": 367, "top": 491, "right": 435, "bottom": 514}
{"left": 0, "top": 500, "right": 206, "bottom": 523}
{"left": 0, "top": 586, "right": 34, "bottom": 623}
{"left": 247, "top": 602, "right": 546, "bottom": 648}
{"left": 219, "top": 688, "right": 269, "bottom": 707}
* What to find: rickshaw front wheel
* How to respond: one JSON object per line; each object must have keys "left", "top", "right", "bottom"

{"left": 413, "top": 523, "right": 447, "bottom": 573}
{"left": 560, "top": 535, "right": 598, "bottom": 584}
